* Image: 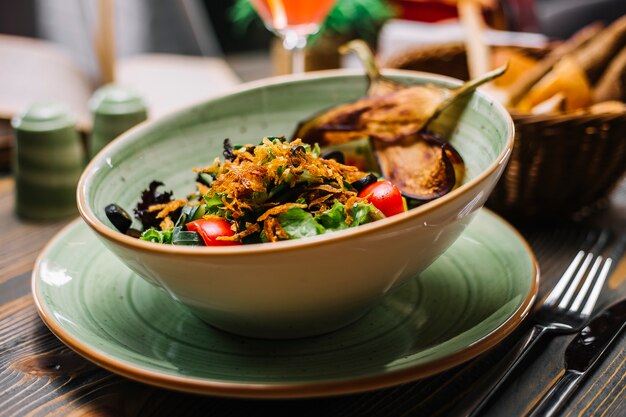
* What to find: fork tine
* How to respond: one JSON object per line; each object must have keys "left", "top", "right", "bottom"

{"left": 544, "top": 230, "right": 602, "bottom": 307}
{"left": 579, "top": 234, "right": 626, "bottom": 317}
{"left": 556, "top": 252, "right": 595, "bottom": 308}
{"left": 570, "top": 255, "right": 605, "bottom": 311}
{"left": 557, "top": 230, "right": 611, "bottom": 309}
{"left": 579, "top": 258, "right": 613, "bottom": 317}
{"left": 544, "top": 251, "right": 586, "bottom": 307}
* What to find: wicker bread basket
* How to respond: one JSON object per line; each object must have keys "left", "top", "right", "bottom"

{"left": 385, "top": 43, "right": 626, "bottom": 219}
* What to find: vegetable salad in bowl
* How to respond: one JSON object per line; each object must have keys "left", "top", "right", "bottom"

{"left": 105, "top": 137, "right": 409, "bottom": 246}
{"left": 78, "top": 69, "right": 514, "bottom": 338}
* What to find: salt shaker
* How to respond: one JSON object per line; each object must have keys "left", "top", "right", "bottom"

{"left": 12, "top": 103, "right": 84, "bottom": 220}
{"left": 88, "top": 84, "right": 147, "bottom": 158}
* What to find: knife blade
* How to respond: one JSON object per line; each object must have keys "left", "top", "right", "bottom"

{"left": 526, "top": 297, "right": 626, "bottom": 417}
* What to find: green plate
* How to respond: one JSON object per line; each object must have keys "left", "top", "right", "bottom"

{"left": 32, "top": 209, "right": 538, "bottom": 398}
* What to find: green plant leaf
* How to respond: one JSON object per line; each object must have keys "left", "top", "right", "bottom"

{"left": 229, "top": 0, "right": 396, "bottom": 42}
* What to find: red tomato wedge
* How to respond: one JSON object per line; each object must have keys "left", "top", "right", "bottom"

{"left": 358, "top": 180, "right": 405, "bottom": 217}
{"left": 186, "top": 219, "right": 241, "bottom": 246}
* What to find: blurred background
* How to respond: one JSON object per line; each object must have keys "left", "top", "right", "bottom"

{"left": 1, "top": 0, "right": 625, "bottom": 177}
{"left": 2, "top": 0, "right": 625, "bottom": 81}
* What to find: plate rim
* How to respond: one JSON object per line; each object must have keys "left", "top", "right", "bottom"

{"left": 31, "top": 208, "right": 539, "bottom": 399}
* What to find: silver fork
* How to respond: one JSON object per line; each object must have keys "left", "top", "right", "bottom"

{"left": 461, "top": 229, "right": 626, "bottom": 417}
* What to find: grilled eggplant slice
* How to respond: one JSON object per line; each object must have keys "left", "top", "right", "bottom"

{"left": 294, "top": 40, "right": 501, "bottom": 202}
{"left": 295, "top": 85, "right": 448, "bottom": 145}
{"left": 294, "top": 40, "right": 505, "bottom": 146}
{"left": 374, "top": 132, "right": 464, "bottom": 201}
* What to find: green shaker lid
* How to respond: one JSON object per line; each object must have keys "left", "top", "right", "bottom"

{"left": 11, "top": 102, "right": 75, "bottom": 132}
{"left": 90, "top": 84, "right": 146, "bottom": 116}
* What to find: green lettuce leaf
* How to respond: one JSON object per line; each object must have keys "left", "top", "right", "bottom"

{"left": 203, "top": 192, "right": 227, "bottom": 216}
{"left": 140, "top": 228, "right": 173, "bottom": 244}
{"left": 275, "top": 201, "right": 382, "bottom": 241}
{"left": 279, "top": 208, "right": 325, "bottom": 239}
{"left": 315, "top": 201, "right": 348, "bottom": 231}
{"left": 351, "top": 202, "right": 374, "bottom": 227}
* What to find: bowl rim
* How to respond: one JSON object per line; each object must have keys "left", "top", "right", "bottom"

{"left": 77, "top": 68, "right": 515, "bottom": 256}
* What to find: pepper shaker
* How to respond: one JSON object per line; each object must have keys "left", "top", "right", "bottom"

{"left": 12, "top": 103, "right": 84, "bottom": 220}
{"left": 88, "top": 84, "right": 148, "bottom": 158}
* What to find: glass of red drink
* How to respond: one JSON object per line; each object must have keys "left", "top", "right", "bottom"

{"left": 250, "top": 0, "right": 337, "bottom": 73}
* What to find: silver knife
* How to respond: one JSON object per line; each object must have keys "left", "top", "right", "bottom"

{"left": 525, "top": 297, "right": 626, "bottom": 417}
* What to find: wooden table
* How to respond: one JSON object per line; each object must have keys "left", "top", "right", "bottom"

{"left": 1, "top": 173, "right": 626, "bottom": 417}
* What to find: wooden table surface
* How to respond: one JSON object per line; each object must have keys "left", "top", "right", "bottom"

{"left": 1, "top": 172, "right": 626, "bottom": 417}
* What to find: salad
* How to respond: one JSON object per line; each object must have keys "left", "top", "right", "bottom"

{"left": 105, "top": 137, "right": 406, "bottom": 246}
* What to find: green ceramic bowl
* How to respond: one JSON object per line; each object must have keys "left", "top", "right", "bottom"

{"left": 77, "top": 70, "right": 515, "bottom": 339}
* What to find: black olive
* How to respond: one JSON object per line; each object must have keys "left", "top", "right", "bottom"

{"left": 320, "top": 150, "right": 345, "bottom": 164}
{"left": 350, "top": 173, "right": 378, "bottom": 192}
{"left": 223, "top": 138, "right": 235, "bottom": 161}
{"left": 268, "top": 183, "right": 307, "bottom": 204}
{"left": 105, "top": 204, "right": 132, "bottom": 233}
{"left": 125, "top": 228, "right": 142, "bottom": 239}
{"left": 290, "top": 145, "right": 306, "bottom": 156}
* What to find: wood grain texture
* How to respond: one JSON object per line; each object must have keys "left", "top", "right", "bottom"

{"left": 0, "top": 178, "right": 71, "bottom": 285}
{"left": 1, "top": 175, "right": 625, "bottom": 417}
